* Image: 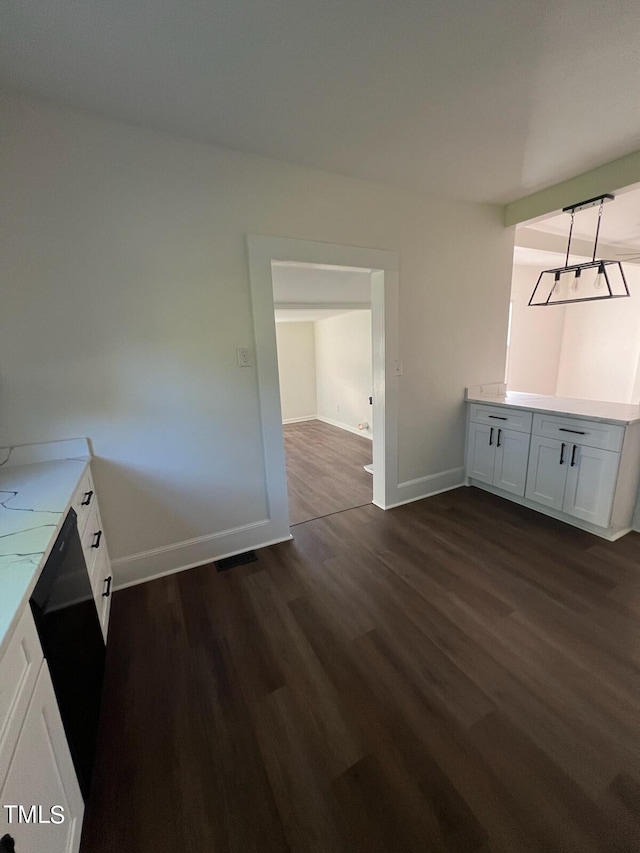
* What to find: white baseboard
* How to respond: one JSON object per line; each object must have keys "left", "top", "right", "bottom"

{"left": 467, "top": 478, "right": 631, "bottom": 541}
{"left": 112, "top": 467, "right": 465, "bottom": 589}
{"left": 112, "top": 519, "right": 292, "bottom": 591}
{"left": 282, "top": 415, "right": 317, "bottom": 424}
{"left": 316, "top": 415, "right": 372, "bottom": 439}
{"left": 380, "top": 467, "right": 465, "bottom": 509}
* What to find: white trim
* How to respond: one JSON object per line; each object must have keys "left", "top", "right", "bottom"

{"left": 112, "top": 520, "right": 292, "bottom": 589}
{"left": 505, "top": 153, "right": 640, "bottom": 227}
{"left": 247, "top": 235, "right": 400, "bottom": 528}
{"left": 282, "top": 415, "right": 317, "bottom": 424}
{"left": 275, "top": 302, "right": 371, "bottom": 311}
{"left": 379, "top": 468, "right": 465, "bottom": 509}
{"left": 316, "top": 415, "right": 373, "bottom": 439}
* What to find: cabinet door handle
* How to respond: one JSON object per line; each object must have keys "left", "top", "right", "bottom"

{"left": 103, "top": 576, "right": 112, "bottom": 598}
{"left": 559, "top": 428, "right": 586, "bottom": 435}
{"left": 559, "top": 443, "right": 566, "bottom": 464}
{"left": 81, "top": 489, "right": 94, "bottom": 506}
{"left": 0, "top": 834, "right": 16, "bottom": 852}
{"left": 488, "top": 415, "right": 507, "bottom": 420}
{"left": 91, "top": 530, "right": 103, "bottom": 549}
{"left": 571, "top": 444, "right": 578, "bottom": 467}
{"left": 497, "top": 428, "right": 502, "bottom": 448}
{"left": 489, "top": 427, "right": 494, "bottom": 446}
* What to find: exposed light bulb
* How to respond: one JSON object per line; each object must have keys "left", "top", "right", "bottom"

{"left": 594, "top": 263, "right": 605, "bottom": 289}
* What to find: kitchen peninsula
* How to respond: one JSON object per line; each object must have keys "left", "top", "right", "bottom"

{"left": 465, "top": 385, "right": 640, "bottom": 540}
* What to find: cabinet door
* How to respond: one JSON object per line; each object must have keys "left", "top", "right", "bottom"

{"left": 0, "top": 664, "right": 83, "bottom": 853}
{"left": 562, "top": 444, "right": 619, "bottom": 527}
{"left": 493, "top": 428, "right": 530, "bottom": 496}
{"left": 525, "top": 435, "right": 567, "bottom": 510}
{"left": 0, "top": 609, "right": 43, "bottom": 777}
{"left": 466, "top": 422, "right": 496, "bottom": 485}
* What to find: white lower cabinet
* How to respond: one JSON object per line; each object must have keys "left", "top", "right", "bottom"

{"left": 0, "top": 663, "right": 83, "bottom": 853}
{"left": 467, "top": 402, "right": 639, "bottom": 538}
{"left": 525, "top": 435, "right": 618, "bottom": 527}
{"left": 466, "top": 422, "right": 529, "bottom": 497}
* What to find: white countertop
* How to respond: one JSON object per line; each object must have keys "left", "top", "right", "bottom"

{"left": 0, "top": 441, "right": 90, "bottom": 656}
{"left": 466, "top": 390, "right": 640, "bottom": 425}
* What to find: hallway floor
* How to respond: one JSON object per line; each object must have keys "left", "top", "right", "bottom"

{"left": 283, "top": 419, "right": 372, "bottom": 525}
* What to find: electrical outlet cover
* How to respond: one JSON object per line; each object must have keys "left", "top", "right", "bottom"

{"left": 237, "top": 347, "right": 252, "bottom": 367}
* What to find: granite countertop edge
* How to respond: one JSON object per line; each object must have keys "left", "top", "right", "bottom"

{"left": 466, "top": 392, "right": 640, "bottom": 426}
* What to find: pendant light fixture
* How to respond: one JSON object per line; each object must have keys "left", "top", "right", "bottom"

{"left": 528, "top": 193, "right": 630, "bottom": 306}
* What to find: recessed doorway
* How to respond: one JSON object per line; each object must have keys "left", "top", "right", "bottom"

{"left": 247, "top": 236, "right": 399, "bottom": 539}
{"left": 272, "top": 262, "right": 374, "bottom": 524}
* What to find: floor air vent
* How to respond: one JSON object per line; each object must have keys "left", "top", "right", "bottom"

{"left": 214, "top": 550, "right": 258, "bottom": 572}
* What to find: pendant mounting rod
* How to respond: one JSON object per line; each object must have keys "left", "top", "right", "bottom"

{"left": 561, "top": 193, "right": 614, "bottom": 215}
{"left": 565, "top": 211, "right": 574, "bottom": 268}
{"left": 592, "top": 200, "right": 604, "bottom": 263}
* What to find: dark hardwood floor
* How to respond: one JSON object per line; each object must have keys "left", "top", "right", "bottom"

{"left": 283, "top": 420, "right": 372, "bottom": 525}
{"left": 81, "top": 486, "right": 640, "bottom": 852}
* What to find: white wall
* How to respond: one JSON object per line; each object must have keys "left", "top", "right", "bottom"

{"left": 0, "top": 94, "right": 514, "bottom": 581}
{"left": 555, "top": 264, "right": 640, "bottom": 403}
{"left": 315, "top": 310, "right": 372, "bottom": 437}
{"left": 275, "top": 323, "right": 317, "bottom": 421}
{"left": 507, "top": 264, "right": 566, "bottom": 394}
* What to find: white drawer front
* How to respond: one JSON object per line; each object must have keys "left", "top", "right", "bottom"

{"left": 0, "top": 608, "right": 43, "bottom": 779}
{"left": 81, "top": 502, "right": 105, "bottom": 578}
{"left": 531, "top": 413, "right": 624, "bottom": 452}
{"left": 468, "top": 404, "right": 532, "bottom": 434}
{"left": 97, "top": 582, "right": 112, "bottom": 643}
{"left": 72, "top": 468, "right": 95, "bottom": 536}
{"left": 89, "top": 542, "right": 109, "bottom": 599}
{"left": 87, "top": 537, "right": 112, "bottom": 642}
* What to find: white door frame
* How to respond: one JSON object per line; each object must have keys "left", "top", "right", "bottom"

{"left": 247, "top": 235, "right": 399, "bottom": 537}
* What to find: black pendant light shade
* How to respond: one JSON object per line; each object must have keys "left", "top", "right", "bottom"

{"left": 528, "top": 193, "right": 631, "bottom": 307}
{"left": 528, "top": 259, "right": 629, "bottom": 306}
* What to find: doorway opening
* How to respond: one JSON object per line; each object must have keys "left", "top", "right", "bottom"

{"left": 247, "top": 236, "right": 399, "bottom": 540}
{"left": 272, "top": 261, "right": 373, "bottom": 525}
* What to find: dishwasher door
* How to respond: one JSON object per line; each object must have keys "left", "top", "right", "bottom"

{"left": 29, "top": 508, "right": 106, "bottom": 800}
